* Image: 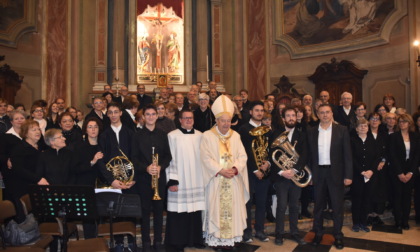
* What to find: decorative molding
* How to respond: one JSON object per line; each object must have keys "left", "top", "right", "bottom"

{"left": 273, "top": 0, "right": 407, "bottom": 59}
{"left": 12, "top": 66, "right": 41, "bottom": 76}
{"left": 0, "top": 0, "right": 37, "bottom": 48}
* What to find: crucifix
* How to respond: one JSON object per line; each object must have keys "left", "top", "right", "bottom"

{"left": 142, "top": 3, "right": 178, "bottom": 71}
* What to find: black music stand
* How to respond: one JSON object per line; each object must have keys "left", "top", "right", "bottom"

{"left": 95, "top": 192, "right": 141, "bottom": 252}
{"left": 29, "top": 185, "right": 98, "bottom": 252}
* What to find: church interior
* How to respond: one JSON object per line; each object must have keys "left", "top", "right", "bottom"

{"left": 1, "top": 0, "right": 419, "bottom": 113}
{"left": 1, "top": 0, "right": 420, "bottom": 251}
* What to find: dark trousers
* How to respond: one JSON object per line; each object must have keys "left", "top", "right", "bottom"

{"left": 275, "top": 179, "right": 301, "bottom": 235}
{"left": 244, "top": 175, "right": 270, "bottom": 235}
{"left": 165, "top": 211, "right": 203, "bottom": 248}
{"left": 414, "top": 175, "right": 420, "bottom": 222}
{"left": 313, "top": 167, "right": 345, "bottom": 238}
{"left": 139, "top": 183, "right": 164, "bottom": 244}
{"left": 392, "top": 176, "right": 414, "bottom": 226}
{"left": 351, "top": 177, "right": 372, "bottom": 226}
{"left": 301, "top": 185, "right": 313, "bottom": 214}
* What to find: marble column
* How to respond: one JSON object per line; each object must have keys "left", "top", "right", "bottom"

{"left": 210, "top": 0, "right": 225, "bottom": 92}
{"left": 45, "top": 0, "right": 69, "bottom": 103}
{"left": 246, "top": 0, "right": 267, "bottom": 100}
{"left": 92, "top": 0, "right": 108, "bottom": 91}
{"left": 112, "top": 0, "right": 126, "bottom": 89}
{"left": 196, "top": 0, "right": 209, "bottom": 84}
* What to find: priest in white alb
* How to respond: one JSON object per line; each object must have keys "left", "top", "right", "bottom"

{"left": 200, "top": 95, "right": 249, "bottom": 248}
{"left": 165, "top": 109, "right": 206, "bottom": 251}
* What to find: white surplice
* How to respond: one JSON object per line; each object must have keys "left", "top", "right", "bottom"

{"left": 166, "top": 129, "right": 205, "bottom": 212}
{"left": 200, "top": 127, "right": 249, "bottom": 246}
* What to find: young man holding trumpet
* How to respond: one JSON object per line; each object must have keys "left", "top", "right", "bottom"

{"left": 131, "top": 104, "right": 172, "bottom": 252}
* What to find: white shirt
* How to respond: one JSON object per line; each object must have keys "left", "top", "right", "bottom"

{"left": 249, "top": 119, "right": 261, "bottom": 128}
{"left": 111, "top": 124, "right": 122, "bottom": 144}
{"left": 6, "top": 127, "right": 22, "bottom": 140}
{"left": 343, "top": 106, "right": 351, "bottom": 115}
{"left": 125, "top": 109, "right": 135, "bottom": 121}
{"left": 318, "top": 123, "right": 332, "bottom": 165}
{"left": 404, "top": 141, "right": 410, "bottom": 160}
{"left": 286, "top": 127, "right": 295, "bottom": 143}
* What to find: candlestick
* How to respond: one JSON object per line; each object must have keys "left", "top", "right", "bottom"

{"left": 116, "top": 51, "right": 119, "bottom": 80}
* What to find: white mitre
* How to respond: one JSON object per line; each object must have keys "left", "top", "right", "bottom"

{"left": 211, "top": 95, "right": 234, "bottom": 119}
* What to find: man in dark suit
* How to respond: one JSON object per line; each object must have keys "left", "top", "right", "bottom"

{"left": 239, "top": 101, "right": 271, "bottom": 243}
{"left": 98, "top": 102, "right": 136, "bottom": 251}
{"left": 270, "top": 106, "right": 308, "bottom": 246}
{"left": 206, "top": 81, "right": 221, "bottom": 98}
{"left": 136, "top": 84, "right": 153, "bottom": 109}
{"left": 306, "top": 104, "right": 352, "bottom": 250}
{"left": 113, "top": 85, "right": 129, "bottom": 104}
{"left": 334, "top": 92, "right": 355, "bottom": 129}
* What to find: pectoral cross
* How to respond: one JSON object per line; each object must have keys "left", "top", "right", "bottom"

{"left": 221, "top": 152, "right": 232, "bottom": 164}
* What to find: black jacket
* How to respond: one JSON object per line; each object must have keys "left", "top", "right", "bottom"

{"left": 98, "top": 125, "right": 134, "bottom": 185}
{"left": 36, "top": 147, "right": 77, "bottom": 185}
{"left": 269, "top": 127, "right": 308, "bottom": 183}
{"left": 131, "top": 126, "right": 171, "bottom": 191}
{"left": 85, "top": 109, "right": 110, "bottom": 129}
{"left": 389, "top": 131, "right": 420, "bottom": 176}
{"left": 306, "top": 123, "right": 353, "bottom": 185}
{"left": 137, "top": 94, "right": 153, "bottom": 109}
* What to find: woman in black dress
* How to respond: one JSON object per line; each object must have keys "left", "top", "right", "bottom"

{"left": 46, "top": 102, "right": 60, "bottom": 130}
{"left": 350, "top": 118, "right": 380, "bottom": 232}
{"left": 0, "top": 110, "right": 26, "bottom": 201}
{"left": 389, "top": 114, "right": 420, "bottom": 230}
{"left": 366, "top": 112, "right": 387, "bottom": 226}
{"left": 9, "top": 120, "right": 49, "bottom": 222}
{"left": 58, "top": 112, "right": 83, "bottom": 151}
{"left": 74, "top": 117, "right": 104, "bottom": 239}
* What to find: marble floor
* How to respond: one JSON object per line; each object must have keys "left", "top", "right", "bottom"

{"left": 183, "top": 219, "right": 420, "bottom": 252}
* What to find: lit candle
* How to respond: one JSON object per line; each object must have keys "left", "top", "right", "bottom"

{"left": 414, "top": 40, "right": 420, "bottom": 54}
{"left": 116, "top": 51, "right": 119, "bottom": 80}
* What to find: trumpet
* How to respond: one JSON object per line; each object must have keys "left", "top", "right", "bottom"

{"left": 271, "top": 131, "right": 312, "bottom": 188}
{"left": 249, "top": 125, "right": 271, "bottom": 178}
{"left": 151, "top": 147, "right": 161, "bottom": 200}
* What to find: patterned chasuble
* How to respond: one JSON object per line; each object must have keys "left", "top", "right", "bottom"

{"left": 211, "top": 127, "right": 234, "bottom": 239}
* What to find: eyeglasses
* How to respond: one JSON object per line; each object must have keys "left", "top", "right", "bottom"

{"left": 34, "top": 109, "right": 43, "bottom": 113}
{"left": 399, "top": 120, "right": 409, "bottom": 124}
{"left": 107, "top": 110, "right": 120, "bottom": 115}
{"left": 356, "top": 108, "right": 366, "bottom": 111}
{"left": 54, "top": 135, "right": 65, "bottom": 140}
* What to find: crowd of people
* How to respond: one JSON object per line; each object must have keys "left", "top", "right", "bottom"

{"left": 0, "top": 82, "right": 420, "bottom": 251}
